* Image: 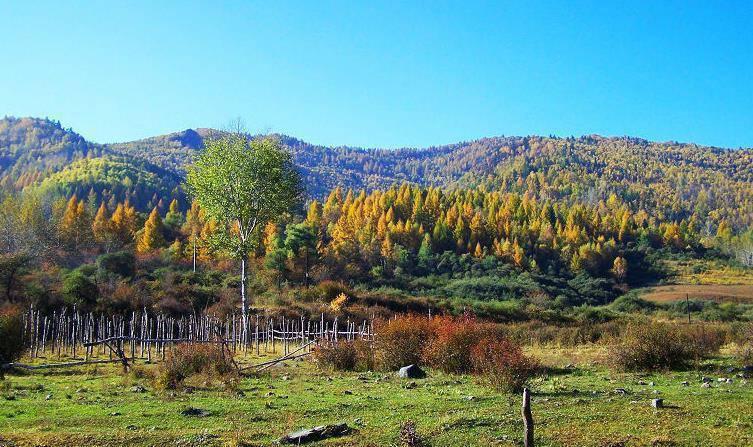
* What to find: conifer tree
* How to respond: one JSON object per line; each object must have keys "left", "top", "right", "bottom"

{"left": 136, "top": 207, "right": 166, "bottom": 253}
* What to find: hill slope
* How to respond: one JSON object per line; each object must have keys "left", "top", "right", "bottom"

{"left": 1, "top": 116, "right": 752, "bottom": 230}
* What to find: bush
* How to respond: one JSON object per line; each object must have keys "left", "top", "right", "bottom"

{"left": 423, "top": 315, "right": 492, "bottom": 374}
{"left": 97, "top": 251, "right": 136, "bottom": 278}
{"left": 471, "top": 337, "right": 539, "bottom": 392}
{"left": 62, "top": 270, "right": 98, "bottom": 308}
{"left": 316, "top": 281, "right": 352, "bottom": 301}
{"left": 609, "top": 322, "right": 722, "bottom": 371}
{"left": 156, "top": 344, "right": 234, "bottom": 390}
{"left": 374, "top": 315, "right": 436, "bottom": 370}
{"left": 736, "top": 343, "right": 753, "bottom": 366}
{"left": 314, "top": 341, "right": 357, "bottom": 371}
{"left": 0, "top": 306, "right": 24, "bottom": 366}
{"left": 399, "top": 420, "right": 427, "bottom": 447}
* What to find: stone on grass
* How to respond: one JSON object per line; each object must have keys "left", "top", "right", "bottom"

{"left": 701, "top": 382, "right": 712, "bottom": 388}
{"left": 130, "top": 385, "right": 146, "bottom": 393}
{"left": 398, "top": 364, "right": 426, "bottom": 379}
{"left": 651, "top": 398, "right": 663, "bottom": 408}
{"left": 280, "top": 423, "right": 350, "bottom": 444}
{"left": 181, "top": 407, "right": 211, "bottom": 417}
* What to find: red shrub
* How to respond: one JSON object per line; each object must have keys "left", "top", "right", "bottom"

{"left": 374, "top": 314, "right": 436, "bottom": 370}
{"left": 471, "top": 337, "right": 539, "bottom": 392}
{"left": 423, "top": 315, "right": 490, "bottom": 374}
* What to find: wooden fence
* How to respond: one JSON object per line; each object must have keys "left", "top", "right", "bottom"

{"left": 21, "top": 306, "right": 374, "bottom": 364}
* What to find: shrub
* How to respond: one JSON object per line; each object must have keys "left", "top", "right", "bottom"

{"left": 423, "top": 315, "right": 492, "bottom": 374}
{"left": 374, "top": 315, "right": 436, "bottom": 370}
{"left": 736, "top": 343, "right": 753, "bottom": 366}
{"left": 62, "top": 270, "right": 98, "bottom": 308}
{"left": 609, "top": 322, "right": 722, "bottom": 371}
{"left": 96, "top": 251, "right": 136, "bottom": 278}
{"left": 471, "top": 337, "right": 539, "bottom": 392}
{"left": 316, "top": 281, "right": 352, "bottom": 301}
{"left": 156, "top": 344, "right": 234, "bottom": 390}
{"left": 399, "top": 420, "right": 427, "bottom": 447}
{"left": 314, "top": 339, "right": 377, "bottom": 371}
{"left": 329, "top": 293, "right": 349, "bottom": 313}
{"left": 314, "top": 341, "right": 358, "bottom": 371}
{"left": 0, "top": 306, "right": 24, "bottom": 367}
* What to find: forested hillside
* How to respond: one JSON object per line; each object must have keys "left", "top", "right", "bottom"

{"left": 1, "top": 117, "right": 752, "bottom": 323}
{"left": 2, "top": 115, "right": 752, "bottom": 233}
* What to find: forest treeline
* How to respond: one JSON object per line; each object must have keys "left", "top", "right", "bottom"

{"left": 1, "top": 116, "right": 753, "bottom": 320}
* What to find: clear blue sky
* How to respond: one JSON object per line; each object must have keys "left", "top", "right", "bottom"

{"left": 2, "top": 1, "right": 752, "bottom": 149}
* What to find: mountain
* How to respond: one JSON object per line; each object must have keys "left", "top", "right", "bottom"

{"left": 1, "top": 116, "right": 752, "bottom": 230}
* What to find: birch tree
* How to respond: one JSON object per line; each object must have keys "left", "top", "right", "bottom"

{"left": 185, "top": 132, "right": 302, "bottom": 323}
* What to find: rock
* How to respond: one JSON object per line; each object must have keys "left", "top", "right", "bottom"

{"left": 701, "top": 382, "right": 712, "bottom": 388}
{"left": 726, "top": 367, "right": 737, "bottom": 374}
{"left": 742, "top": 365, "right": 753, "bottom": 373}
{"left": 638, "top": 380, "right": 647, "bottom": 385}
{"left": 702, "top": 377, "right": 712, "bottom": 383}
{"left": 398, "top": 364, "right": 426, "bottom": 379}
{"left": 45, "top": 394, "right": 53, "bottom": 400}
{"left": 109, "top": 412, "right": 121, "bottom": 416}
{"left": 565, "top": 363, "right": 575, "bottom": 369}
{"left": 718, "top": 377, "right": 727, "bottom": 382}
{"left": 651, "top": 398, "right": 664, "bottom": 408}
{"left": 681, "top": 381, "right": 689, "bottom": 386}
{"left": 343, "top": 390, "right": 353, "bottom": 395}
{"left": 613, "top": 388, "right": 627, "bottom": 395}
{"left": 126, "top": 425, "right": 138, "bottom": 431}
{"left": 726, "top": 378, "right": 734, "bottom": 384}
{"left": 181, "top": 407, "right": 211, "bottom": 417}
{"left": 649, "top": 382, "right": 655, "bottom": 387}
{"left": 404, "top": 381, "right": 417, "bottom": 390}
{"left": 75, "top": 388, "right": 87, "bottom": 394}
{"left": 280, "top": 423, "right": 350, "bottom": 444}
{"left": 130, "top": 385, "right": 146, "bottom": 393}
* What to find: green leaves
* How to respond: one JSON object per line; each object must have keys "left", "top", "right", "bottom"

{"left": 185, "top": 134, "right": 303, "bottom": 258}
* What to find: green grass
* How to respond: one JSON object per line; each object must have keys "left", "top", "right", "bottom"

{"left": 1, "top": 348, "right": 753, "bottom": 446}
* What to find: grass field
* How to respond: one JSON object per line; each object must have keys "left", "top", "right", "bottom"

{"left": 639, "top": 259, "right": 753, "bottom": 304}
{"left": 640, "top": 284, "right": 753, "bottom": 304}
{"left": 2, "top": 347, "right": 752, "bottom": 446}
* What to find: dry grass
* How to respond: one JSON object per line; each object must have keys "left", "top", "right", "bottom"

{"left": 641, "top": 284, "right": 753, "bottom": 303}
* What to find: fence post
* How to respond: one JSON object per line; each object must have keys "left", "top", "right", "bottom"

{"left": 522, "top": 387, "right": 534, "bottom": 447}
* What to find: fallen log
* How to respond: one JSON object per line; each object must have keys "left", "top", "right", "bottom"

{"left": 1, "top": 359, "right": 126, "bottom": 370}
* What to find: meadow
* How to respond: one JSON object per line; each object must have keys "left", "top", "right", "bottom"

{"left": 2, "top": 344, "right": 752, "bottom": 447}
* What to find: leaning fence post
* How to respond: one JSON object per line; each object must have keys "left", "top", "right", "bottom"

{"left": 522, "top": 387, "right": 534, "bottom": 447}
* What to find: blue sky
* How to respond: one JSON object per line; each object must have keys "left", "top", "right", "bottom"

{"left": 1, "top": 1, "right": 752, "bottom": 148}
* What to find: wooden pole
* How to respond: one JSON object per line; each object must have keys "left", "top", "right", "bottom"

{"left": 522, "top": 388, "right": 534, "bottom": 447}
{"left": 686, "top": 293, "right": 691, "bottom": 324}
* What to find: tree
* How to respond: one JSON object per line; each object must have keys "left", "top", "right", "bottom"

{"left": 612, "top": 256, "right": 628, "bottom": 282}
{"left": 164, "top": 198, "right": 184, "bottom": 232}
{"left": 183, "top": 200, "right": 204, "bottom": 272}
{"left": 136, "top": 207, "right": 166, "bottom": 253}
{"left": 284, "top": 223, "right": 318, "bottom": 288}
{"left": 59, "top": 195, "right": 92, "bottom": 250}
{"left": 92, "top": 202, "right": 115, "bottom": 251}
{"left": 185, "top": 133, "right": 302, "bottom": 323}
{"left": 264, "top": 234, "right": 288, "bottom": 290}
